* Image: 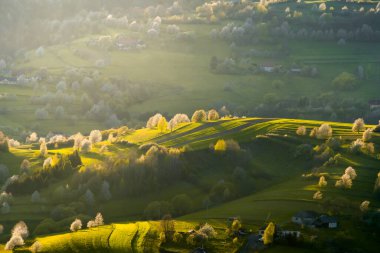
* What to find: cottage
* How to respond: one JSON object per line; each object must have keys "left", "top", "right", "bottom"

{"left": 0, "top": 77, "right": 17, "bottom": 85}
{"left": 191, "top": 248, "right": 206, "bottom": 253}
{"left": 313, "top": 215, "right": 338, "bottom": 229}
{"left": 291, "top": 210, "right": 319, "bottom": 226}
{"left": 260, "top": 64, "right": 275, "bottom": 73}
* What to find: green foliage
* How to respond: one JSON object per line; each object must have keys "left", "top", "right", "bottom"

{"left": 214, "top": 139, "right": 227, "bottom": 152}
{"left": 332, "top": 72, "right": 358, "bottom": 90}
{"left": 191, "top": 110, "right": 207, "bottom": 122}
{"left": 0, "top": 131, "right": 9, "bottom": 153}
{"left": 144, "top": 201, "right": 173, "bottom": 220}
{"left": 158, "top": 117, "right": 168, "bottom": 133}
{"left": 171, "top": 194, "right": 193, "bottom": 216}
{"left": 263, "top": 222, "right": 275, "bottom": 245}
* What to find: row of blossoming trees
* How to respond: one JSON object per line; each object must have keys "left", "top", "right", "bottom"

{"left": 146, "top": 109, "right": 222, "bottom": 132}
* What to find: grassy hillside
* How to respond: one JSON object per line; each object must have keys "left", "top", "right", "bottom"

{"left": 0, "top": 117, "right": 379, "bottom": 252}
{"left": 1, "top": 117, "right": 379, "bottom": 224}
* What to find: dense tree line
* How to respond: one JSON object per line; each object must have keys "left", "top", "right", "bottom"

{"left": 5, "top": 151, "right": 82, "bottom": 195}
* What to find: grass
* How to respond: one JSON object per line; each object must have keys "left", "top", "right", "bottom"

{"left": 1, "top": 7, "right": 379, "bottom": 136}
{"left": 0, "top": 116, "right": 379, "bottom": 252}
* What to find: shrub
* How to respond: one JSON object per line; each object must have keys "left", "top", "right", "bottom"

{"left": 226, "top": 139, "right": 240, "bottom": 151}
{"left": 31, "top": 191, "right": 42, "bottom": 203}
{"left": 332, "top": 72, "right": 358, "bottom": 90}
{"left": 173, "top": 232, "right": 183, "bottom": 243}
{"left": 319, "top": 176, "right": 327, "bottom": 187}
{"left": 309, "top": 127, "right": 318, "bottom": 137}
{"left": 294, "top": 144, "right": 313, "bottom": 159}
{"left": 40, "top": 140, "right": 48, "bottom": 157}
{"left": 0, "top": 131, "right": 9, "bottom": 153}
{"left": 313, "top": 191, "right": 323, "bottom": 200}
{"left": 0, "top": 164, "right": 10, "bottom": 183}
{"left": 214, "top": 139, "right": 226, "bottom": 152}
{"left": 20, "top": 159, "right": 31, "bottom": 173}
{"left": 360, "top": 201, "right": 370, "bottom": 212}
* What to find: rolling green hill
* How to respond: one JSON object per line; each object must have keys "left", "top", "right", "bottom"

{"left": 0, "top": 117, "right": 379, "bottom": 252}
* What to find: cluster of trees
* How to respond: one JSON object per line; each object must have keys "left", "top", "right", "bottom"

{"left": 214, "top": 139, "right": 240, "bottom": 152}
{"left": 29, "top": 73, "right": 144, "bottom": 128}
{"left": 335, "top": 166, "right": 357, "bottom": 189}
{"left": 146, "top": 109, "right": 222, "bottom": 132}
{"left": 4, "top": 151, "right": 82, "bottom": 195}
{"left": 70, "top": 212, "right": 104, "bottom": 231}
{"left": 0, "top": 131, "right": 9, "bottom": 153}
{"left": 144, "top": 193, "right": 193, "bottom": 219}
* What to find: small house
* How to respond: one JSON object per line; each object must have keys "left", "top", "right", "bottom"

{"left": 260, "top": 64, "right": 275, "bottom": 73}
{"left": 191, "top": 248, "right": 206, "bottom": 253}
{"left": 313, "top": 215, "right": 338, "bottom": 229}
{"left": 291, "top": 210, "right": 319, "bottom": 226}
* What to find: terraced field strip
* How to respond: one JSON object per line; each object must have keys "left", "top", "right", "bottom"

{"left": 133, "top": 222, "right": 152, "bottom": 251}
{"left": 108, "top": 223, "right": 138, "bottom": 253}
{"left": 270, "top": 119, "right": 377, "bottom": 140}
{"left": 37, "top": 225, "right": 114, "bottom": 253}
{"left": 156, "top": 118, "right": 272, "bottom": 148}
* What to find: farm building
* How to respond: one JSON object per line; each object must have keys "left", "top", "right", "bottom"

{"left": 369, "top": 100, "right": 380, "bottom": 111}
{"left": 114, "top": 35, "right": 146, "bottom": 51}
{"left": 258, "top": 224, "right": 300, "bottom": 239}
{"left": 0, "top": 76, "right": 17, "bottom": 85}
{"left": 292, "top": 211, "right": 338, "bottom": 228}
{"left": 313, "top": 215, "right": 338, "bottom": 229}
